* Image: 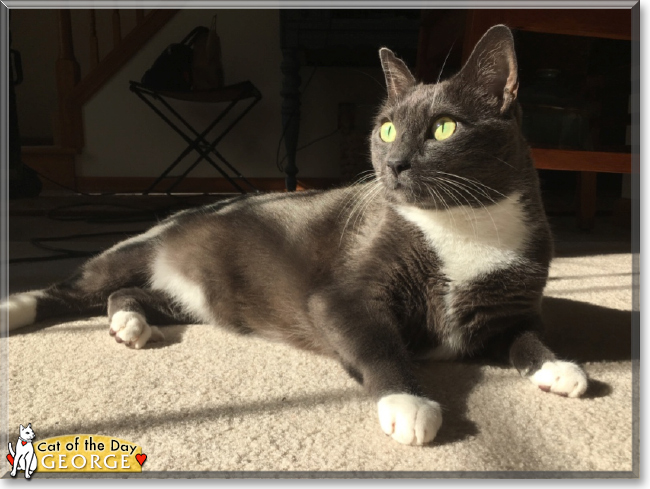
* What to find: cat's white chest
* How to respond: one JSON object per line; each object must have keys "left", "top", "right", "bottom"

{"left": 396, "top": 192, "right": 528, "bottom": 283}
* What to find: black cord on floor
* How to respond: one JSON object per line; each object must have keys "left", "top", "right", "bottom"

{"left": 30, "top": 169, "right": 110, "bottom": 197}
{"left": 10, "top": 173, "right": 178, "bottom": 263}
{"left": 275, "top": 65, "right": 319, "bottom": 173}
{"left": 45, "top": 202, "right": 165, "bottom": 224}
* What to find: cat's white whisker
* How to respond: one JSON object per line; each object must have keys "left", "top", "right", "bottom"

{"left": 352, "top": 180, "right": 384, "bottom": 231}
{"left": 434, "top": 181, "right": 469, "bottom": 232}
{"left": 338, "top": 179, "right": 376, "bottom": 220}
{"left": 436, "top": 171, "right": 507, "bottom": 201}
{"left": 434, "top": 179, "right": 480, "bottom": 237}
{"left": 438, "top": 176, "right": 497, "bottom": 205}
{"left": 428, "top": 184, "right": 457, "bottom": 231}
{"left": 435, "top": 38, "right": 458, "bottom": 86}
{"left": 339, "top": 179, "right": 383, "bottom": 245}
{"left": 437, "top": 177, "right": 503, "bottom": 246}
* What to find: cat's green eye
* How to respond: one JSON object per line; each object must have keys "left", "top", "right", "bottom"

{"left": 380, "top": 122, "right": 396, "bottom": 143}
{"left": 433, "top": 117, "right": 457, "bottom": 141}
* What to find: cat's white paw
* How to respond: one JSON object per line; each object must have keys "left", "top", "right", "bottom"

{"left": 529, "top": 361, "right": 588, "bottom": 398}
{"left": 109, "top": 311, "right": 163, "bottom": 349}
{"left": 377, "top": 393, "right": 442, "bottom": 445}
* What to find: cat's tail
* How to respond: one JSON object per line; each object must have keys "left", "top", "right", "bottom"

{"left": 2, "top": 235, "right": 155, "bottom": 332}
{"left": 8, "top": 442, "right": 15, "bottom": 457}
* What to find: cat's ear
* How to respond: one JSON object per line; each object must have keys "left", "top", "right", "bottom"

{"left": 27, "top": 423, "right": 32, "bottom": 428}
{"left": 458, "top": 25, "right": 519, "bottom": 113}
{"left": 379, "top": 48, "right": 416, "bottom": 102}
{"left": 19, "top": 424, "right": 24, "bottom": 430}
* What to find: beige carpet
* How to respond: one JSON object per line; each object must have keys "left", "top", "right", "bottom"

{"left": 4, "top": 252, "right": 636, "bottom": 476}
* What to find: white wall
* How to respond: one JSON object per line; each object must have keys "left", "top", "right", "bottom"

{"left": 12, "top": 9, "right": 389, "bottom": 179}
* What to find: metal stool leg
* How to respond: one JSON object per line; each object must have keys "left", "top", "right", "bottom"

{"left": 130, "top": 83, "right": 261, "bottom": 194}
{"left": 133, "top": 88, "right": 241, "bottom": 193}
{"left": 162, "top": 96, "right": 261, "bottom": 193}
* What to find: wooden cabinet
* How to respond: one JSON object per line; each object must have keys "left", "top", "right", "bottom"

{"left": 421, "top": 9, "right": 635, "bottom": 229}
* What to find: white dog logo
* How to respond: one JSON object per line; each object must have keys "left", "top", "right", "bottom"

{"left": 8, "top": 423, "right": 37, "bottom": 479}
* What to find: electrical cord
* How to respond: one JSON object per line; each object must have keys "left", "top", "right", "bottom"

{"left": 275, "top": 65, "right": 319, "bottom": 173}
{"left": 10, "top": 170, "right": 177, "bottom": 264}
{"left": 276, "top": 15, "right": 334, "bottom": 174}
{"left": 29, "top": 169, "right": 108, "bottom": 197}
{"left": 276, "top": 127, "right": 340, "bottom": 169}
{"left": 45, "top": 203, "right": 164, "bottom": 224}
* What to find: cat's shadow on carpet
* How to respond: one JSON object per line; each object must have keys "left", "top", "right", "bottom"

{"left": 416, "top": 362, "right": 482, "bottom": 446}
{"left": 541, "top": 297, "right": 634, "bottom": 363}
{"left": 413, "top": 296, "right": 633, "bottom": 445}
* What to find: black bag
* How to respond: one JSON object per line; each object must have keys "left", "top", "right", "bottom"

{"left": 191, "top": 15, "right": 224, "bottom": 90}
{"left": 141, "top": 26, "right": 209, "bottom": 92}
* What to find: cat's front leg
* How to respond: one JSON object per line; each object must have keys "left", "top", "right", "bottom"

{"left": 24, "top": 452, "right": 35, "bottom": 479}
{"left": 310, "top": 292, "right": 442, "bottom": 445}
{"left": 509, "top": 329, "right": 588, "bottom": 398}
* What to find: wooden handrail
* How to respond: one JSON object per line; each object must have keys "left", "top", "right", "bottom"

{"left": 531, "top": 148, "right": 632, "bottom": 174}
{"left": 112, "top": 9, "right": 122, "bottom": 48}
{"left": 54, "top": 8, "right": 179, "bottom": 149}
{"left": 69, "top": 9, "right": 179, "bottom": 107}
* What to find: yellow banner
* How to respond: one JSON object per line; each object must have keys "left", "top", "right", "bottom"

{"left": 33, "top": 434, "right": 143, "bottom": 473}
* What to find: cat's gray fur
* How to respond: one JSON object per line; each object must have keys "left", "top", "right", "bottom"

{"left": 3, "top": 26, "right": 587, "bottom": 445}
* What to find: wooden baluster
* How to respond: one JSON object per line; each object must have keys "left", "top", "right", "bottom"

{"left": 112, "top": 9, "right": 121, "bottom": 47}
{"left": 55, "top": 9, "right": 82, "bottom": 149}
{"left": 89, "top": 10, "right": 99, "bottom": 69}
{"left": 56, "top": 10, "right": 75, "bottom": 69}
{"left": 136, "top": 9, "right": 144, "bottom": 25}
{"left": 280, "top": 48, "right": 302, "bottom": 191}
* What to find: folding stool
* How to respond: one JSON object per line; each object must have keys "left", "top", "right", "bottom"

{"left": 129, "top": 80, "right": 262, "bottom": 194}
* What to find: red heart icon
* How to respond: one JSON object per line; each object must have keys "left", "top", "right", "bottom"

{"left": 135, "top": 453, "right": 147, "bottom": 466}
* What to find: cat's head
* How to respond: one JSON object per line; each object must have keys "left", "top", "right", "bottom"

{"left": 371, "top": 25, "right": 531, "bottom": 209}
{"left": 19, "top": 423, "right": 35, "bottom": 440}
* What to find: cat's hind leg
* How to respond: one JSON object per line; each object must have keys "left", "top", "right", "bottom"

{"left": 2, "top": 238, "right": 158, "bottom": 332}
{"left": 510, "top": 330, "right": 588, "bottom": 398}
{"left": 108, "top": 287, "right": 190, "bottom": 349}
{"left": 1, "top": 284, "right": 105, "bottom": 332}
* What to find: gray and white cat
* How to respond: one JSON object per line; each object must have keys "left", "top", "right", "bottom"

{"left": 2, "top": 25, "right": 587, "bottom": 445}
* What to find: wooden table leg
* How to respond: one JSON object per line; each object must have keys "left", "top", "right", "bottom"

{"left": 577, "top": 171, "right": 597, "bottom": 230}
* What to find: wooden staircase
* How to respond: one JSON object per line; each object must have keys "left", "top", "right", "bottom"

{"left": 22, "top": 9, "right": 179, "bottom": 191}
